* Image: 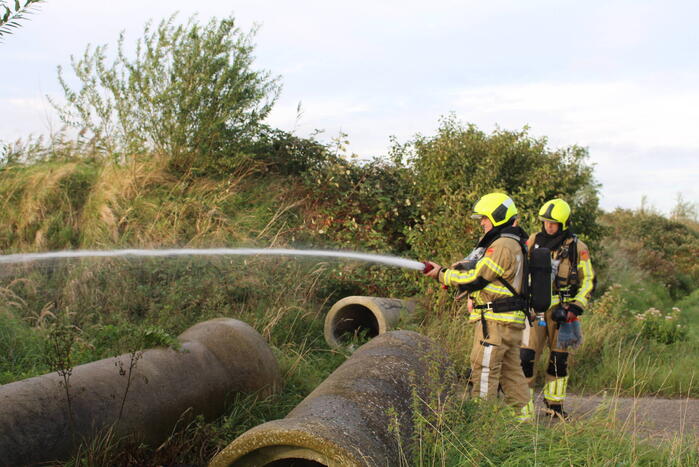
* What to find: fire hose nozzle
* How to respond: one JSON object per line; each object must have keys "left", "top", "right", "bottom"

{"left": 422, "top": 261, "right": 434, "bottom": 274}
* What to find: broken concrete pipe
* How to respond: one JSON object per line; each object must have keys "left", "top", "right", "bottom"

{"left": 0, "top": 318, "right": 281, "bottom": 466}
{"left": 211, "top": 330, "right": 453, "bottom": 467}
{"left": 323, "top": 296, "right": 415, "bottom": 349}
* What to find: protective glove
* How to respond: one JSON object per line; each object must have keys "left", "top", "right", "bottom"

{"left": 422, "top": 261, "right": 442, "bottom": 279}
{"left": 566, "top": 303, "right": 584, "bottom": 316}
{"left": 551, "top": 306, "right": 567, "bottom": 324}
{"left": 557, "top": 320, "right": 583, "bottom": 350}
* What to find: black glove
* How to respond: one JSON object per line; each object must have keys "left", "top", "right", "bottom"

{"left": 566, "top": 303, "right": 584, "bottom": 316}
{"left": 551, "top": 306, "right": 567, "bottom": 324}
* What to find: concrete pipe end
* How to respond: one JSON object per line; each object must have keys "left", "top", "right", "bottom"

{"left": 323, "top": 296, "right": 414, "bottom": 350}
{"left": 209, "top": 424, "right": 359, "bottom": 467}
{"left": 179, "top": 318, "right": 282, "bottom": 396}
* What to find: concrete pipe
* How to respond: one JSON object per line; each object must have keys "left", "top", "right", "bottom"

{"left": 0, "top": 318, "right": 281, "bottom": 466}
{"left": 323, "top": 296, "right": 415, "bottom": 349}
{"left": 211, "top": 330, "right": 453, "bottom": 467}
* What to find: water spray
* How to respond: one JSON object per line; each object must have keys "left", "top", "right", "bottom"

{"left": 0, "top": 248, "right": 431, "bottom": 271}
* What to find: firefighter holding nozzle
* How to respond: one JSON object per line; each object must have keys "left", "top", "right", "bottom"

{"left": 520, "top": 198, "right": 595, "bottom": 419}
{"left": 423, "top": 192, "right": 534, "bottom": 422}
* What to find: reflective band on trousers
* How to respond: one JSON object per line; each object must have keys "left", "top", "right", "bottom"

{"left": 517, "top": 399, "right": 534, "bottom": 422}
{"left": 480, "top": 344, "right": 494, "bottom": 398}
{"left": 469, "top": 310, "right": 527, "bottom": 325}
{"left": 544, "top": 376, "right": 568, "bottom": 402}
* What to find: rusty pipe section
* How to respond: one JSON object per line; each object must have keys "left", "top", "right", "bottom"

{"left": 211, "top": 330, "right": 452, "bottom": 467}
{"left": 0, "top": 318, "right": 281, "bottom": 466}
{"left": 323, "top": 296, "right": 415, "bottom": 349}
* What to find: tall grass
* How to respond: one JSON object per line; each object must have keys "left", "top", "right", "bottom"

{"left": 1, "top": 152, "right": 697, "bottom": 464}
{"left": 401, "top": 370, "right": 698, "bottom": 466}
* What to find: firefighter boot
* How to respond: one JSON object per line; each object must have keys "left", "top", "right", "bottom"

{"left": 543, "top": 399, "right": 569, "bottom": 420}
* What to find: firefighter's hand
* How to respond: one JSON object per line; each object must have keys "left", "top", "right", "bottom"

{"left": 563, "top": 303, "right": 583, "bottom": 322}
{"left": 422, "top": 261, "right": 441, "bottom": 279}
{"left": 551, "top": 306, "right": 567, "bottom": 324}
{"left": 565, "top": 303, "right": 583, "bottom": 316}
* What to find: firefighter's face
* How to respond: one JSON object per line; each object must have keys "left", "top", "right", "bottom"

{"left": 480, "top": 216, "right": 493, "bottom": 233}
{"left": 543, "top": 220, "right": 559, "bottom": 235}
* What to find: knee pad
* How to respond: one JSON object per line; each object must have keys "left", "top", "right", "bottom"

{"left": 520, "top": 348, "right": 536, "bottom": 378}
{"left": 546, "top": 351, "right": 569, "bottom": 378}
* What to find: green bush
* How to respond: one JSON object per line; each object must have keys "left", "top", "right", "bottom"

{"left": 52, "top": 14, "right": 280, "bottom": 173}
{"left": 632, "top": 306, "right": 688, "bottom": 345}
{"left": 302, "top": 154, "right": 419, "bottom": 253}
{"left": 602, "top": 209, "right": 699, "bottom": 296}
{"left": 246, "top": 126, "right": 334, "bottom": 176}
{"left": 392, "top": 116, "right": 603, "bottom": 263}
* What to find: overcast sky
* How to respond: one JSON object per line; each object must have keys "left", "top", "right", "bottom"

{"left": 2, "top": 0, "right": 698, "bottom": 214}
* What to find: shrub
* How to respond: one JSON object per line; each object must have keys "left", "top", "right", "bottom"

{"left": 302, "top": 154, "right": 419, "bottom": 253}
{"left": 632, "top": 306, "right": 688, "bottom": 345}
{"left": 52, "top": 14, "right": 281, "bottom": 173}
{"left": 601, "top": 209, "right": 699, "bottom": 296}
{"left": 588, "top": 283, "right": 629, "bottom": 318}
{"left": 392, "top": 116, "right": 603, "bottom": 264}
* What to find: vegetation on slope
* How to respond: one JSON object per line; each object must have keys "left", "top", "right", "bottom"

{"left": 1, "top": 12, "right": 697, "bottom": 465}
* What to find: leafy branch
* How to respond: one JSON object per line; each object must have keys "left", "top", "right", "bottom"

{"left": 0, "top": 0, "right": 46, "bottom": 41}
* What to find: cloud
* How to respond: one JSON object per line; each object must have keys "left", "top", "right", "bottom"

{"left": 0, "top": 98, "right": 60, "bottom": 142}
{"left": 450, "top": 80, "right": 699, "bottom": 149}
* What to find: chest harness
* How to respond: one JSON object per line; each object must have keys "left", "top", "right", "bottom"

{"left": 456, "top": 231, "right": 530, "bottom": 338}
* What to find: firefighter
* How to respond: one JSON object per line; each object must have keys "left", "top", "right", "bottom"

{"left": 423, "top": 192, "right": 533, "bottom": 421}
{"left": 520, "top": 198, "right": 595, "bottom": 419}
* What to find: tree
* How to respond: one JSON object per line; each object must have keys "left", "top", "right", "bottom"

{"left": 51, "top": 14, "right": 281, "bottom": 173}
{"left": 393, "top": 115, "right": 603, "bottom": 261}
{"left": 670, "top": 193, "right": 698, "bottom": 223}
{"left": 0, "top": 0, "right": 45, "bottom": 42}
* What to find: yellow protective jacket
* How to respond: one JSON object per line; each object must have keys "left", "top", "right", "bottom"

{"left": 527, "top": 233, "right": 595, "bottom": 311}
{"left": 438, "top": 235, "right": 527, "bottom": 328}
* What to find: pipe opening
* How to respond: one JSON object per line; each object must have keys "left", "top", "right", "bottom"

{"left": 264, "top": 460, "right": 326, "bottom": 467}
{"left": 230, "top": 445, "right": 329, "bottom": 467}
{"left": 331, "top": 304, "right": 379, "bottom": 343}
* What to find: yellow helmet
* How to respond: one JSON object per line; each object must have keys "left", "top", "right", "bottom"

{"left": 538, "top": 198, "right": 571, "bottom": 230}
{"left": 471, "top": 192, "right": 518, "bottom": 227}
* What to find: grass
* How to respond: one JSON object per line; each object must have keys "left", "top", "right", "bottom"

{"left": 401, "top": 389, "right": 698, "bottom": 466}
{"left": 1, "top": 155, "right": 698, "bottom": 465}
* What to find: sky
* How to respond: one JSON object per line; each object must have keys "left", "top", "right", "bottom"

{"left": 2, "top": 0, "right": 698, "bottom": 214}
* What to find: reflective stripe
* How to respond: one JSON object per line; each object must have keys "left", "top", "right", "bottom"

{"left": 444, "top": 255, "right": 505, "bottom": 286}
{"left": 522, "top": 321, "right": 531, "bottom": 347}
{"left": 543, "top": 376, "right": 568, "bottom": 402}
{"left": 574, "top": 259, "right": 594, "bottom": 306}
{"left": 469, "top": 311, "right": 527, "bottom": 324}
{"left": 483, "top": 283, "right": 513, "bottom": 295}
{"left": 517, "top": 400, "right": 534, "bottom": 422}
{"left": 480, "top": 344, "right": 493, "bottom": 398}
{"left": 444, "top": 267, "right": 478, "bottom": 286}
{"left": 481, "top": 257, "right": 504, "bottom": 276}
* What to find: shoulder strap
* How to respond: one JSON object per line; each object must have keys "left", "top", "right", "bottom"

{"left": 495, "top": 233, "right": 528, "bottom": 299}
{"left": 568, "top": 235, "right": 579, "bottom": 285}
